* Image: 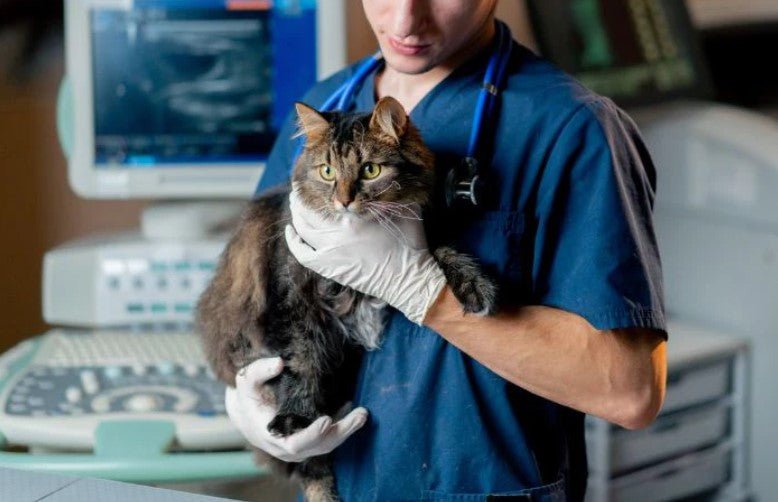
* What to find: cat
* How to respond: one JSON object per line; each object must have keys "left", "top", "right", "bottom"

{"left": 196, "top": 96, "right": 497, "bottom": 502}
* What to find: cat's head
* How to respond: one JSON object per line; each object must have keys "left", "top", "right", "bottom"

{"left": 291, "top": 96, "right": 434, "bottom": 222}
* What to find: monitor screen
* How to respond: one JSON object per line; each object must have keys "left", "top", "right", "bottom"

{"left": 65, "top": 0, "right": 344, "bottom": 199}
{"left": 89, "top": 0, "right": 315, "bottom": 168}
{"left": 527, "top": 0, "right": 712, "bottom": 105}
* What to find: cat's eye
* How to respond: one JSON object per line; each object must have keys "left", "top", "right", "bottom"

{"left": 361, "top": 163, "right": 381, "bottom": 180}
{"left": 319, "top": 165, "right": 336, "bottom": 181}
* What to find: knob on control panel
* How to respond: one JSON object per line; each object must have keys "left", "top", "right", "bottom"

{"left": 124, "top": 393, "right": 161, "bottom": 412}
{"left": 65, "top": 386, "right": 82, "bottom": 403}
{"left": 80, "top": 370, "right": 100, "bottom": 394}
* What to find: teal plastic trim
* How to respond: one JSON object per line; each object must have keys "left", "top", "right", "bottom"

{"left": 95, "top": 421, "right": 176, "bottom": 457}
{"left": 57, "top": 76, "right": 73, "bottom": 159}
{"left": 0, "top": 450, "right": 263, "bottom": 483}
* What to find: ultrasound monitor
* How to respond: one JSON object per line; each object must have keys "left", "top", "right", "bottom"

{"left": 64, "top": 0, "right": 346, "bottom": 199}
{"left": 527, "top": 0, "right": 712, "bottom": 106}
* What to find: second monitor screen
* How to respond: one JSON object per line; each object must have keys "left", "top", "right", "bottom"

{"left": 529, "top": 0, "right": 710, "bottom": 104}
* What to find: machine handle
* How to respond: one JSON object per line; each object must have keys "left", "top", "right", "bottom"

{"left": 0, "top": 450, "right": 263, "bottom": 483}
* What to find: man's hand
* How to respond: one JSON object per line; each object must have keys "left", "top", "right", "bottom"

{"left": 284, "top": 190, "right": 446, "bottom": 324}
{"left": 225, "top": 357, "right": 369, "bottom": 462}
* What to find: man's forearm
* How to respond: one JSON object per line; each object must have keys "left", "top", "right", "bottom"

{"left": 423, "top": 287, "right": 667, "bottom": 429}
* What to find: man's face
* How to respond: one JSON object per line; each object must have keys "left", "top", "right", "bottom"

{"left": 362, "top": 0, "right": 497, "bottom": 75}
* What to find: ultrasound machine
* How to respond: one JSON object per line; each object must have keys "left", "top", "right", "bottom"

{"left": 0, "top": 0, "right": 345, "bottom": 484}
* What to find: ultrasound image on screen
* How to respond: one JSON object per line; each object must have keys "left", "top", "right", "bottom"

{"left": 91, "top": 7, "right": 273, "bottom": 166}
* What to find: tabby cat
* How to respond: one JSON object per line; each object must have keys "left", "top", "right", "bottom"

{"left": 196, "top": 96, "right": 496, "bottom": 501}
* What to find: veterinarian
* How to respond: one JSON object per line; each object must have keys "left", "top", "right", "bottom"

{"left": 226, "top": 1, "right": 668, "bottom": 500}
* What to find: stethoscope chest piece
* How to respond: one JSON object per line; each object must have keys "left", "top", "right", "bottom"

{"left": 445, "top": 156, "right": 485, "bottom": 208}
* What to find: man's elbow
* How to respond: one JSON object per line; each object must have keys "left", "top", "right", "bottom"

{"left": 610, "top": 331, "right": 668, "bottom": 430}
{"left": 616, "top": 382, "right": 665, "bottom": 430}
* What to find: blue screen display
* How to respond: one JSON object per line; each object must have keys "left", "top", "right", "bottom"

{"left": 91, "top": 0, "right": 316, "bottom": 167}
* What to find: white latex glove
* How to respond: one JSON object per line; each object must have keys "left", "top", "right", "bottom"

{"left": 225, "top": 357, "right": 369, "bottom": 463}
{"left": 284, "top": 190, "right": 447, "bottom": 325}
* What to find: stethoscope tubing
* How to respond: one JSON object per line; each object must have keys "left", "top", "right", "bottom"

{"left": 467, "top": 21, "right": 512, "bottom": 159}
{"left": 332, "top": 52, "right": 383, "bottom": 112}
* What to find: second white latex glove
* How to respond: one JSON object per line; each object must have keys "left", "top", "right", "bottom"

{"left": 225, "top": 357, "right": 369, "bottom": 463}
{"left": 284, "top": 190, "right": 447, "bottom": 325}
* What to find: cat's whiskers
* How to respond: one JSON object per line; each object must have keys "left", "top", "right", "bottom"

{"left": 370, "top": 210, "right": 403, "bottom": 243}
{"left": 372, "top": 180, "right": 401, "bottom": 198}
{"left": 300, "top": 202, "right": 332, "bottom": 215}
{"left": 260, "top": 201, "right": 335, "bottom": 245}
{"left": 366, "top": 203, "right": 408, "bottom": 219}
{"left": 380, "top": 212, "right": 410, "bottom": 246}
{"left": 366, "top": 206, "right": 408, "bottom": 245}
{"left": 365, "top": 200, "right": 422, "bottom": 220}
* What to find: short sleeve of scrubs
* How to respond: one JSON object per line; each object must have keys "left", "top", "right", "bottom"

{"left": 532, "top": 97, "right": 666, "bottom": 335}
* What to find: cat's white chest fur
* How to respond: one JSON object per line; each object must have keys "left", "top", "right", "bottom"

{"left": 347, "top": 297, "right": 387, "bottom": 350}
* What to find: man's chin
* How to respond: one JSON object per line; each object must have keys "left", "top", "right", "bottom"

{"left": 382, "top": 53, "right": 438, "bottom": 75}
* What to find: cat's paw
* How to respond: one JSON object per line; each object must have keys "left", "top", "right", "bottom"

{"left": 434, "top": 247, "right": 497, "bottom": 316}
{"left": 267, "top": 413, "right": 314, "bottom": 437}
{"left": 452, "top": 272, "right": 497, "bottom": 315}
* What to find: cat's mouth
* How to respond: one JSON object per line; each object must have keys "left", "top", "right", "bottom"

{"left": 331, "top": 204, "right": 373, "bottom": 222}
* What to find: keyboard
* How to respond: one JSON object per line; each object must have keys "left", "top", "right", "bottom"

{"left": 0, "top": 329, "right": 243, "bottom": 451}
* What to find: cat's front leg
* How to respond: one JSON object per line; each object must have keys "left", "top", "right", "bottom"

{"left": 267, "top": 359, "right": 326, "bottom": 436}
{"left": 433, "top": 246, "right": 497, "bottom": 315}
{"left": 266, "top": 362, "right": 340, "bottom": 501}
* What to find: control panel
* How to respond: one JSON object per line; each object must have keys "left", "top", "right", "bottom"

{"left": 4, "top": 364, "right": 224, "bottom": 418}
{"left": 0, "top": 329, "right": 243, "bottom": 451}
{"left": 43, "top": 235, "right": 225, "bottom": 327}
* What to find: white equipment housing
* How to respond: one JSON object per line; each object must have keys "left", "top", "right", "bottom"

{"left": 633, "top": 101, "right": 778, "bottom": 499}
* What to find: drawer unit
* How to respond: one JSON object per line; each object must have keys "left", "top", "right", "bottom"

{"left": 610, "top": 445, "right": 730, "bottom": 502}
{"left": 609, "top": 401, "right": 729, "bottom": 473}
{"left": 584, "top": 323, "right": 749, "bottom": 501}
{"left": 662, "top": 359, "right": 730, "bottom": 413}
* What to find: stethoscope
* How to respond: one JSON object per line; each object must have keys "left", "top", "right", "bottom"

{"left": 295, "top": 20, "right": 513, "bottom": 208}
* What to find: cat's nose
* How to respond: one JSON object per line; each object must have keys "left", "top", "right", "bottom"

{"left": 334, "top": 196, "right": 355, "bottom": 210}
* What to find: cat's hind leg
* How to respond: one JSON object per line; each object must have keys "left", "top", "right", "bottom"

{"left": 296, "top": 456, "right": 338, "bottom": 502}
{"left": 433, "top": 247, "right": 497, "bottom": 316}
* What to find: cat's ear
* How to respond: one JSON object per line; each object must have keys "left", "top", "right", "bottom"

{"left": 370, "top": 96, "right": 408, "bottom": 143}
{"left": 294, "top": 102, "right": 329, "bottom": 143}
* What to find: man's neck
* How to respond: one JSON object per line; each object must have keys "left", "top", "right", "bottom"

{"left": 375, "top": 18, "right": 496, "bottom": 114}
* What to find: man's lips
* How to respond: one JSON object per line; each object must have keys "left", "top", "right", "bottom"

{"left": 387, "top": 36, "right": 431, "bottom": 56}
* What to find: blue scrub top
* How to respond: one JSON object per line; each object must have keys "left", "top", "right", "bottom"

{"left": 256, "top": 40, "right": 666, "bottom": 501}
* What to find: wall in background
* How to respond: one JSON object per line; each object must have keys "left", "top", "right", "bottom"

{"left": 0, "top": 30, "right": 145, "bottom": 351}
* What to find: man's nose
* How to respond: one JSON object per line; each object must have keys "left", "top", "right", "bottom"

{"left": 392, "top": 0, "right": 428, "bottom": 39}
